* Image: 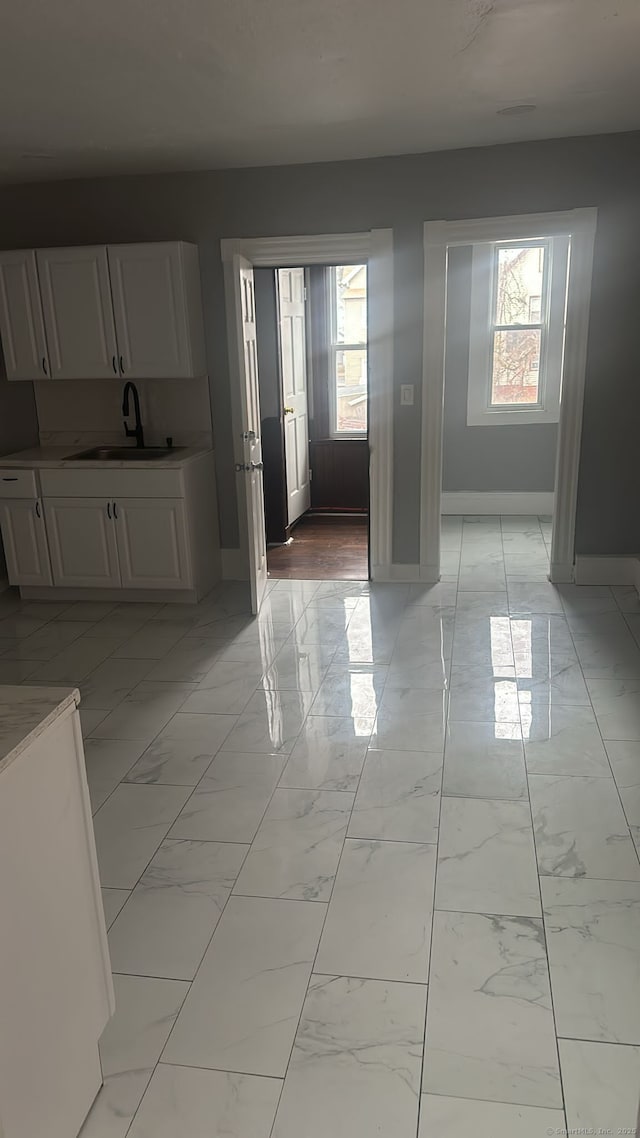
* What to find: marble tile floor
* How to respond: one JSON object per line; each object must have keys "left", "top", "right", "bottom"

{"left": 1, "top": 514, "right": 639, "bottom": 1136}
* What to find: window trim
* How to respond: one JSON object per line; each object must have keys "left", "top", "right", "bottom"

{"left": 327, "top": 265, "right": 368, "bottom": 438}
{"left": 467, "top": 235, "right": 570, "bottom": 426}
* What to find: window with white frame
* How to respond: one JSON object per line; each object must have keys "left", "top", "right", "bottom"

{"left": 329, "top": 264, "right": 368, "bottom": 435}
{"left": 467, "top": 236, "right": 570, "bottom": 426}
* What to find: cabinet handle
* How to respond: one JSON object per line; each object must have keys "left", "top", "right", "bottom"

{"left": 42, "top": 357, "right": 48, "bottom": 376}
{"left": 119, "top": 356, "right": 125, "bottom": 374}
{"left": 113, "top": 501, "right": 118, "bottom": 519}
{"left": 107, "top": 502, "right": 112, "bottom": 519}
{"left": 35, "top": 500, "right": 41, "bottom": 519}
{"left": 112, "top": 355, "right": 118, "bottom": 374}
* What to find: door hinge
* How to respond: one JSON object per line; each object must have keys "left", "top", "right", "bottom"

{"left": 309, "top": 468, "right": 313, "bottom": 481}
{"left": 242, "top": 430, "right": 256, "bottom": 442}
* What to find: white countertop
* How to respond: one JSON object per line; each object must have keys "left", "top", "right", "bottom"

{"left": 0, "top": 686, "right": 79, "bottom": 774}
{"left": 0, "top": 445, "right": 212, "bottom": 470}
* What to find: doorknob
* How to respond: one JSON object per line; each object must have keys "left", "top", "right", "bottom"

{"left": 284, "top": 407, "right": 294, "bottom": 415}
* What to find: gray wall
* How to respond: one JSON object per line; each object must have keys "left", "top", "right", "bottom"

{"left": 443, "top": 246, "right": 557, "bottom": 493}
{"left": 0, "top": 130, "right": 638, "bottom": 558}
{"left": 0, "top": 363, "right": 40, "bottom": 576}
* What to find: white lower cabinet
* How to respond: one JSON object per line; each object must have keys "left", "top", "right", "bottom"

{"left": 0, "top": 453, "right": 220, "bottom": 598}
{"left": 115, "top": 498, "right": 192, "bottom": 589}
{"left": 42, "top": 496, "right": 193, "bottom": 591}
{"left": 44, "top": 497, "right": 121, "bottom": 588}
{"left": 0, "top": 499, "right": 52, "bottom": 586}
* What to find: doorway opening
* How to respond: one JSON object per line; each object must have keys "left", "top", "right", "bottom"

{"left": 420, "top": 209, "right": 597, "bottom": 585}
{"left": 255, "top": 263, "right": 369, "bottom": 581}
{"left": 440, "top": 237, "right": 562, "bottom": 585}
{"left": 221, "top": 229, "right": 393, "bottom": 614}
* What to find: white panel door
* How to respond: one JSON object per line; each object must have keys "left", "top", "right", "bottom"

{"left": 0, "top": 251, "right": 50, "bottom": 380}
{"left": 229, "top": 254, "right": 267, "bottom": 614}
{"left": 44, "top": 498, "right": 121, "bottom": 588}
{"left": 107, "top": 243, "right": 191, "bottom": 378}
{"left": 277, "top": 268, "right": 311, "bottom": 526}
{"left": 0, "top": 499, "right": 52, "bottom": 586}
{"left": 37, "top": 247, "right": 119, "bottom": 379}
{"left": 114, "top": 497, "right": 193, "bottom": 589}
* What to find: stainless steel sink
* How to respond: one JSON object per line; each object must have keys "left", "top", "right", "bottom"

{"left": 65, "top": 446, "right": 185, "bottom": 462}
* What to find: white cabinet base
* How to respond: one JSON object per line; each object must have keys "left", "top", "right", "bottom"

{"left": 0, "top": 694, "right": 114, "bottom": 1138}
{"left": 20, "top": 583, "right": 202, "bottom": 603}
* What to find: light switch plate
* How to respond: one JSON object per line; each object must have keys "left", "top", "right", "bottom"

{"left": 400, "top": 384, "right": 414, "bottom": 406}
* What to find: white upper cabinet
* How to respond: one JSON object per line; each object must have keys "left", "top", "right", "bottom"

{"left": 108, "top": 242, "right": 206, "bottom": 378}
{"left": 0, "top": 250, "right": 50, "bottom": 380}
{"left": 0, "top": 241, "right": 207, "bottom": 381}
{"left": 37, "top": 246, "right": 119, "bottom": 379}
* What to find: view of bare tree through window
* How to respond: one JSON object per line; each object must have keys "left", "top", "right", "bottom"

{"left": 491, "top": 244, "right": 545, "bottom": 406}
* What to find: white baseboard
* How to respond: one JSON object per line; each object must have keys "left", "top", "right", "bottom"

{"left": 441, "top": 491, "right": 554, "bottom": 516}
{"left": 20, "top": 585, "right": 200, "bottom": 603}
{"left": 221, "top": 548, "right": 247, "bottom": 580}
{"left": 549, "top": 561, "right": 575, "bottom": 584}
{"left": 374, "top": 564, "right": 440, "bottom": 583}
{"left": 574, "top": 555, "right": 640, "bottom": 587}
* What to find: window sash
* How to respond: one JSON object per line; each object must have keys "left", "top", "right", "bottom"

{"left": 487, "top": 239, "right": 550, "bottom": 411}
{"left": 328, "top": 267, "right": 368, "bottom": 436}
{"left": 466, "top": 234, "right": 570, "bottom": 426}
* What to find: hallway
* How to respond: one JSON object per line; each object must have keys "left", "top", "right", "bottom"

{"left": 267, "top": 515, "right": 368, "bottom": 580}
{"left": 1, "top": 513, "right": 638, "bottom": 1136}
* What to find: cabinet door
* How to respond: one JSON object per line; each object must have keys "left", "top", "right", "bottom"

{"left": 0, "top": 499, "right": 52, "bottom": 586}
{"left": 115, "top": 497, "right": 192, "bottom": 589}
{"left": 44, "top": 498, "right": 120, "bottom": 588}
{"left": 0, "top": 251, "right": 50, "bottom": 380}
{"left": 108, "top": 243, "right": 193, "bottom": 378}
{"left": 37, "top": 247, "right": 118, "bottom": 379}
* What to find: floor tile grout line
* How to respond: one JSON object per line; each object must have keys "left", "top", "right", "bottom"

{"left": 418, "top": 1087, "right": 570, "bottom": 1111}
{"left": 517, "top": 588, "right": 570, "bottom": 1130}
{"left": 555, "top": 1035, "right": 640, "bottom": 1049}
{"left": 558, "top": 595, "right": 640, "bottom": 874}
{"left": 156, "top": 1059, "right": 285, "bottom": 1080}
{"left": 416, "top": 564, "right": 458, "bottom": 1138}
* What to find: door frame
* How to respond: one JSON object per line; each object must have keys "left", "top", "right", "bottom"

{"left": 221, "top": 230, "right": 394, "bottom": 581}
{"left": 420, "top": 208, "right": 597, "bottom": 583}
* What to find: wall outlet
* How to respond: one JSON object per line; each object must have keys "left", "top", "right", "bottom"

{"left": 400, "top": 384, "right": 414, "bottom": 406}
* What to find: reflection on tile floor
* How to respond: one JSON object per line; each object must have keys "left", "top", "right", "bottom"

{"left": 2, "top": 514, "right": 639, "bottom": 1136}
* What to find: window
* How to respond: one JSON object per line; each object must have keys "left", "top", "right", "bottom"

{"left": 329, "top": 264, "right": 368, "bottom": 435}
{"left": 467, "top": 235, "right": 570, "bottom": 426}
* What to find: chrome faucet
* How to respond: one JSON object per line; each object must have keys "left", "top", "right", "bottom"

{"left": 122, "top": 382, "right": 145, "bottom": 449}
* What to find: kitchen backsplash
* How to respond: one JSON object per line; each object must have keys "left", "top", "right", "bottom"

{"left": 33, "top": 377, "right": 213, "bottom": 449}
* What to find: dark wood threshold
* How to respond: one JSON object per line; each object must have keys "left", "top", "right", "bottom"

{"left": 267, "top": 515, "right": 369, "bottom": 580}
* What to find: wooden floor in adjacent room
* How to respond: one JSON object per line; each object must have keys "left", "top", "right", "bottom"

{"left": 267, "top": 515, "right": 369, "bottom": 580}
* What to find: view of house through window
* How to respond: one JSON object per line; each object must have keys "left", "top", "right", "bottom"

{"left": 467, "top": 232, "right": 569, "bottom": 426}
{"left": 491, "top": 242, "right": 547, "bottom": 407}
{"left": 330, "top": 264, "right": 368, "bottom": 434}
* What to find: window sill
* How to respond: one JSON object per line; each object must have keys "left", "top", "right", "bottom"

{"left": 467, "top": 408, "right": 560, "bottom": 427}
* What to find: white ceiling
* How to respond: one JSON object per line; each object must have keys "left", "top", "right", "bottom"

{"left": 1, "top": 0, "right": 639, "bottom": 183}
